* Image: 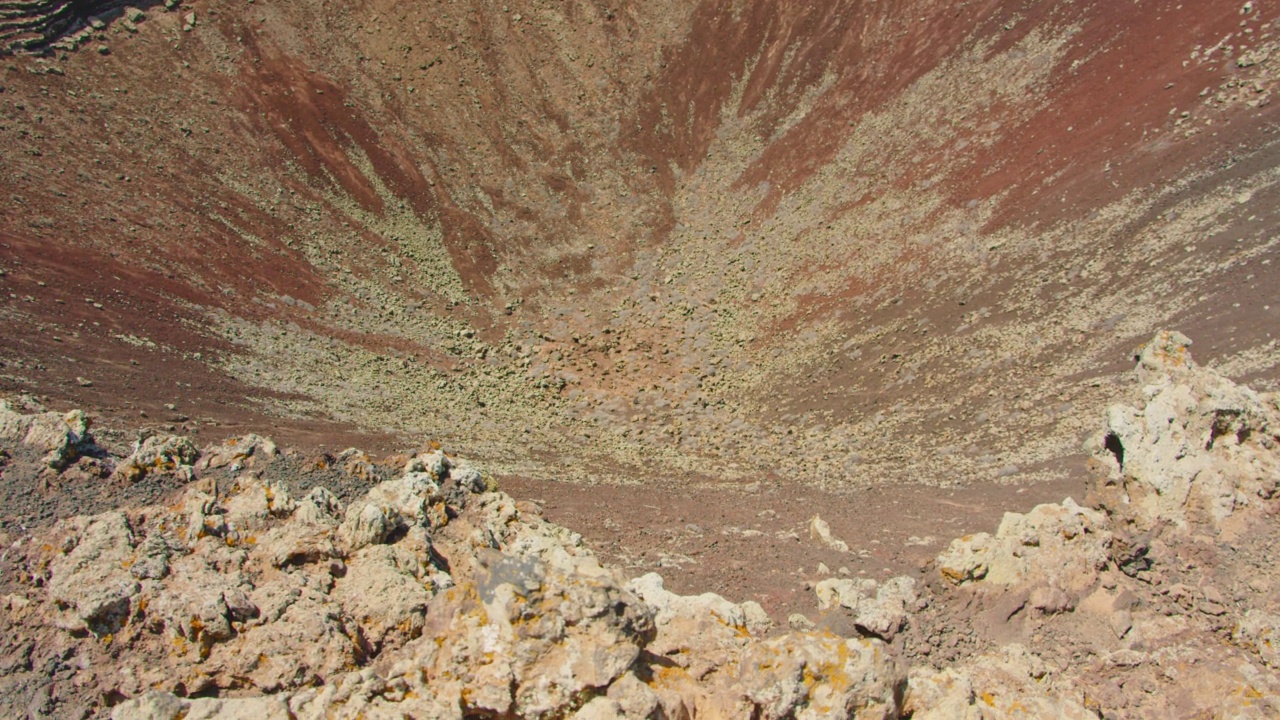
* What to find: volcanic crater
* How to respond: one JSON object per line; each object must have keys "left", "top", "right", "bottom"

{"left": 1, "top": 0, "right": 1279, "bottom": 716}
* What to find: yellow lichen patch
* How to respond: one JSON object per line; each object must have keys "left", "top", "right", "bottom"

{"left": 647, "top": 663, "right": 694, "bottom": 690}
{"left": 980, "top": 691, "right": 997, "bottom": 706}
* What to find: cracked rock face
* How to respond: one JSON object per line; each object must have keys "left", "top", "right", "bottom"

{"left": 11, "top": 444, "right": 905, "bottom": 719}
{"left": 1088, "top": 330, "right": 1280, "bottom": 532}
{"left": 4, "top": 331, "right": 1280, "bottom": 719}
{"left": 903, "top": 332, "right": 1280, "bottom": 719}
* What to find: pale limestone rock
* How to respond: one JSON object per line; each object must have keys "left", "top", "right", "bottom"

{"left": 907, "top": 645, "right": 1093, "bottom": 720}
{"left": 936, "top": 499, "right": 1109, "bottom": 594}
{"left": 1235, "top": 609, "right": 1280, "bottom": 669}
{"left": 450, "top": 459, "right": 488, "bottom": 492}
{"left": 112, "top": 692, "right": 292, "bottom": 720}
{"left": 338, "top": 472, "right": 442, "bottom": 552}
{"left": 111, "top": 691, "right": 185, "bottom": 720}
{"left": 26, "top": 409, "right": 92, "bottom": 468}
{"left": 0, "top": 399, "right": 95, "bottom": 468}
{"left": 198, "top": 434, "right": 278, "bottom": 471}
{"left": 935, "top": 532, "right": 994, "bottom": 584}
{"left": 211, "top": 584, "right": 358, "bottom": 692}
{"left": 902, "top": 667, "right": 981, "bottom": 720}
{"left": 732, "top": 632, "right": 902, "bottom": 720}
{"left": 809, "top": 514, "right": 850, "bottom": 552}
{"left": 47, "top": 511, "right": 140, "bottom": 634}
{"left": 336, "top": 447, "right": 377, "bottom": 482}
{"left": 244, "top": 487, "right": 340, "bottom": 570}
{"left": 337, "top": 500, "right": 393, "bottom": 551}
{"left": 0, "top": 397, "right": 33, "bottom": 440}
{"left": 115, "top": 434, "right": 199, "bottom": 482}
{"left": 404, "top": 448, "right": 450, "bottom": 478}
{"left": 628, "top": 571, "right": 754, "bottom": 678}
{"left": 294, "top": 486, "right": 343, "bottom": 526}
{"left": 630, "top": 571, "right": 753, "bottom": 629}
{"left": 182, "top": 489, "right": 228, "bottom": 542}
{"left": 1088, "top": 330, "right": 1280, "bottom": 531}
{"left": 814, "top": 576, "right": 918, "bottom": 640}
{"left": 145, "top": 547, "right": 250, "bottom": 646}
{"left": 248, "top": 520, "right": 339, "bottom": 570}
{"left": 606, "top": 671, "right": 661, "bottom": 718}
{"left": 331, "top": 542, "right": 444, "bottom": 651}
{"left": 129, "top": 531, "right": 174, "bottom": 580}
{"left": 222, "top": 479, "right": 294, "bottom": 533}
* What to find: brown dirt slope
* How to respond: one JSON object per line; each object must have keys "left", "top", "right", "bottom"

{"left": 0, "top": 0, "right": 1275, "bottom": 493}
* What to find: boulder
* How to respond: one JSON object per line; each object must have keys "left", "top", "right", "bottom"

{"left": 1087, "top": 330, "right": 1280, "bottom": 531}
{"left": 906, "top": 645, "right": 1094, "bottom": 720}
{"left": 936, "top": 499, "right": 1110, "bottom": 594}
{"left": 47, "top": 511, "right": 141, "bottom": 635}
{"left": 814, "top": 576, "right": 919, "bottom": 640}
{"left": 337, "top": 472, "right": 442, "bottom": 552}
{"left": 0, "top": 398, "right": 97, "bottom": 469}
{"left": 809, "top": 514, "right": 850, "bottom": 552}
{"left": 198, "top": 434, "right": 277, "bottom": 471}
{"left": 114, "top": 434, "right": 199, "bottom": 483}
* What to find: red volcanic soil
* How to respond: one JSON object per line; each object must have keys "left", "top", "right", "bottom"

{"left": 501, "top": 469, "right": 1085, "bottom": 619}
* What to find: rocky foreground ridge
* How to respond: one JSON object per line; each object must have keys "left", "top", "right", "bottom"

{"left": 0, "top": 331, "right": 1278, "bottom": 719}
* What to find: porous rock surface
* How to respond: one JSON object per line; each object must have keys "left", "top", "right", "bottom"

{"left": 1, "top": 331, "right": 1278, "bottom": 719}
{"left": 910, "top": 331, "right": 1280, "bottom": 719}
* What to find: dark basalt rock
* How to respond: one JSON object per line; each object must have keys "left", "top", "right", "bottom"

{"left": 0, "top": 0, "right": 157, "bottom": 54}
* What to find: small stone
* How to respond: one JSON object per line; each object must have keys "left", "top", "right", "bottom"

{"left": 808, "top": 514, "right": 849, "bottom": 553}
{"left": 787, "top": 613, "right": 815, "bottom": 631}
{"left": 1199, "top": 599, "right": 1227, "bottom": 616}
{"left": 124, "top": 7, "right": 145, "bottom": 22}
{"left": 76, "top": 377, "right": 93, "bottom": 387}
{"left": 1110, "top": 610, "right": 1133, "bottom": 638}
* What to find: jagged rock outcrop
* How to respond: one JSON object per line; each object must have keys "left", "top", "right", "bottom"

{"left": 0, "top": 0, "right": 78, "bottom": 53}
{"left": 904, "top": 331, "right": 1280, "bottom": 719}
{"left": 8, "top": 444, "right": 906, "bottom": 719}
{"left": 0, "top": 396, "right": 99, "bottom": 469}
{"left": 1087, "top": 330, "right": 1280, "bottom": 532}
{"left": 0, "top": 0, "right": 170, "bottom": 53}
{"left": 3, "top": 331, "right": 1279, "bottom": 719}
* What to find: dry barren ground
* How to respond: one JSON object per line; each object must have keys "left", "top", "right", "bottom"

{"left": 1, "top": 0, "right": 1279, "bottom": 672}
